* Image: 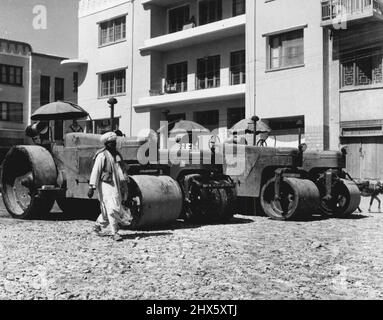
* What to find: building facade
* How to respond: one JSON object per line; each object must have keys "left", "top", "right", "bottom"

{"left": 75, "top": 0, "right": 136, "bottom": 135}
{"left": 76, "top": 0, "right": 246, "bottom": 138}
{"left": 134, "top": 0, "right": 246, "bottom": 139}
{"left": 0, "top": 39, "right": 32, "bottom": 154}
{"left": 321, "top": 0, "right": 383, "bottom": 180}
{"left": 75, "top": 0, "right": 383, "bottom": 179}
{"left": 76, "top": 0, "right": 332, "bottom": 148}
{"left": 0, "top": 38, "right": 78, "bottom": 159}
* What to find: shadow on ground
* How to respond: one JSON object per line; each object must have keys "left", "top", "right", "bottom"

{"left": 122, "top": 232, "right": 173, "bottom": 240}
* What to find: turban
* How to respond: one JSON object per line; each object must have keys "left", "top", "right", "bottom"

{"left": 100, "top": 132, "right": 117, "bottom": 145}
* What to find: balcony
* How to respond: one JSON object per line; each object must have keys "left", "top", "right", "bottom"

{"left": 134, "top": 84, "right": 246, "bottom": 112}
{"left": 141, "top": 0, "right": 177, "bottom": 6}
{"left": 139, "top": 14, "right": 246, "bottom": 52}
{"left": 321, "top": 0, "right": 383, "bottom": 27}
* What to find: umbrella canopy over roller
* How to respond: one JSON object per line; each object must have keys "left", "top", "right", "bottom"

{"left": 229, "top": 118, "right": 271, "bottom": 134}
{"left": 31, "top": 101, "right": 89, "bottom": 121}
{"left": 157, "top": 120, "right": 210, "bottom": 134}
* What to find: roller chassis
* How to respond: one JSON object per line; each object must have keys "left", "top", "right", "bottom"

{"left": 222, "top": 145, "right": 361, "bottom": 221}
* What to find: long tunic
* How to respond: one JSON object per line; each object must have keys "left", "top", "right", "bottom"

{"left": 89, "top": 150, "right": 132, "bottom": 233}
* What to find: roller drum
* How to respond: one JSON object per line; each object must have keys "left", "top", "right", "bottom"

{"left": 261, "top": 177, "right": 320, "bottom": 220}
{"left": 1, "top": 146, "right": 57, "bottom": 219}
{"left": 127, "top": 175, "right": 183, "bottom": 229}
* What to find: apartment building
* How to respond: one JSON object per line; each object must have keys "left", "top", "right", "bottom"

{"left": 321, "top": 0, "right": 383, "bottom": 180}
{"left": 75, "top": 0, "right": 246, "bottom": 137}
{"left": 134, "top": 0, "right": 247, "bottom": 137}
{"left": 74, "top": 0, "right": 135, "bottom": 135}
{"left": 0, "top": 38, "right": 78, "bottom": 160}
{"left": 76, "top": 0, "right": 334, "bottom": 149}
{"left": 0, "top": 39, "right": 32, "bottom": 152}
{"left": 254, "top": 0, "right": 330, "bottom": 150}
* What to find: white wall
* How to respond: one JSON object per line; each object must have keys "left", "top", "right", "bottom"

{"left": 78, "top": 2, "right": 133, "bottom": 135}
{"left": 255, "top": 0, "right": 325, "bottom": 150}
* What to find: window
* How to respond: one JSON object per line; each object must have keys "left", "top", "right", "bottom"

{"left": 233, "top": 0, "right": 246, "bottom": 16}
{"left": 169, "top": 5, "right": 190, "bottom": 33}
{"left": 0, "top": 102, "right": 23, "bottom": 123}
{"left": 99, "top": 16, "right": 126, "bottom": 46}
{"left": 167, "top": 113, "right": 186, "bottom": 123}
{"left": 341, "top": 49, "right": 383, "bottom": 87}
{"left": 99, "top": 69, "right": 126, "bottom": 97}
{"left": 268, "top": 29, "right": 304, "bottom": 70}
{"left": 0, "top": 64, "right": 23, "bottom": 86}
{"left": 80, "top": 118, "right": 120, "bottom": 134}
{"left": 195, "top": 110, "right": 219, "bottom": 131}
{"left": 197, "top": 55, "right": 220, "bottom": 89}
{"left": 73, "top": 72, "right": 78, "bottom": 93}
{"left": 227, "top": 107, "right": 245, "bottom": 129}
{"left": 166, "top": 62, "right": 188, "bottom": 93}
{"left": 199, "top": 0, "right": 222, "bottom": 26}
{"left": 230, "top": 50, "right": 246, "bottom": 85}
{"left": 40, "top": 76, "right": 51, "bottom": 106}
{"left": 55, "top": 78, "right": 64, "bottom": 101}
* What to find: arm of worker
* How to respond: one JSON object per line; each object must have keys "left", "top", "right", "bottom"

{"left": 88, "top": 153, "right": 105, "bottom": 198}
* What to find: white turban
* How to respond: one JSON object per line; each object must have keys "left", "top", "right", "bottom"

{"left": 100, "top": 132, "right": 117, "bottom": 145}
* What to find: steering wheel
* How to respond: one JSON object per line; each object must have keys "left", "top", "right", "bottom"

{"left": 257, "top": 139, "right": 267, "bottom": 147}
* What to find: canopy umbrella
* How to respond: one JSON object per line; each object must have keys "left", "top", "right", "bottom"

{"left": 157, "top": 120, "right": 210, "bottom": 134}
{"left": 170, "top": 120, "right": 210, "bottom": 134}
{"left": 31, "top": 101, "right": 89, "bottom": 121}
{"left": 229, "top": 118, "right": 271, "bottom": 134}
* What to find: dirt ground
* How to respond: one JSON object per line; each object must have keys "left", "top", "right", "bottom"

{"left": 1, "top": 195, "right": 383, "bottom": 300}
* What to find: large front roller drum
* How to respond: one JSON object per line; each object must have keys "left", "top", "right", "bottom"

{"left": 127, "top": 175, "right": 183, "bottom": 229}
{"left": 1, "top": 146, "right": 57, "bottom": 219}
{"left": 260, "top": 177, "right": 320, "bottom": 221}
{"left": 319, "top": 179, "right": 361, "bottom": 218}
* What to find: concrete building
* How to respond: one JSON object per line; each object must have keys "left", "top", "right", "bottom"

{"left": 0, "top": 39, "right": 32, "bottom": 153}
{"left": 254, "top": 0, "right": 329, "bottom": 150}
{"left": 134, "top": 0, "right": 246, "bottom": 138}
{"left": 321, "top": 0, "right": 383, "bottom": 180}
{"left": 73, "top": 0, "right": 136, "bottom": 135}
{"left": 75, "top": 0, "right": 333, "bottom": 150}
{"left": 0, "top": 38, "right": 78, "bottom": 159}
{"left": 75, "top": 0, "right": 246, "bottom": 138}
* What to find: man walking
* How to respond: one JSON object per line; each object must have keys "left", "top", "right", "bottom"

{"left": 88, "top": 132, "right": 132, "bottom": 241}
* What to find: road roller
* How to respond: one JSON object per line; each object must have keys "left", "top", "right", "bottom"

{"left": 0, "top": 126, "right": 236, "bottom": 226}
{"left": 221, "top": 138, "right": 360, "bottom": 221}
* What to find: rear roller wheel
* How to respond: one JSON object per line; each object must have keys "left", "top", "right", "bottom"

{"left": 318, "top": 178, "right": 361, "bottom": 218}
{"left": 260, "top": 177, "right": 320, "bottom": 221}
{"left": 1, "top": 146, "right": 57, "bottom": 219}
{"left": 184, "top": 175, "right": 237, "bottom": 223}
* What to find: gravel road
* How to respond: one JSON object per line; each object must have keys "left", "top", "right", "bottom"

{"left": 1, "top": 195, "right": 383, "bottom": 300}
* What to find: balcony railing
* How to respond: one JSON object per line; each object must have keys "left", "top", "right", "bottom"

{"left": 164, "top": 81, "right": 188, "bottom": 94}
{"left": 321, "top": 0, "right": 383, "bottom": 23}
